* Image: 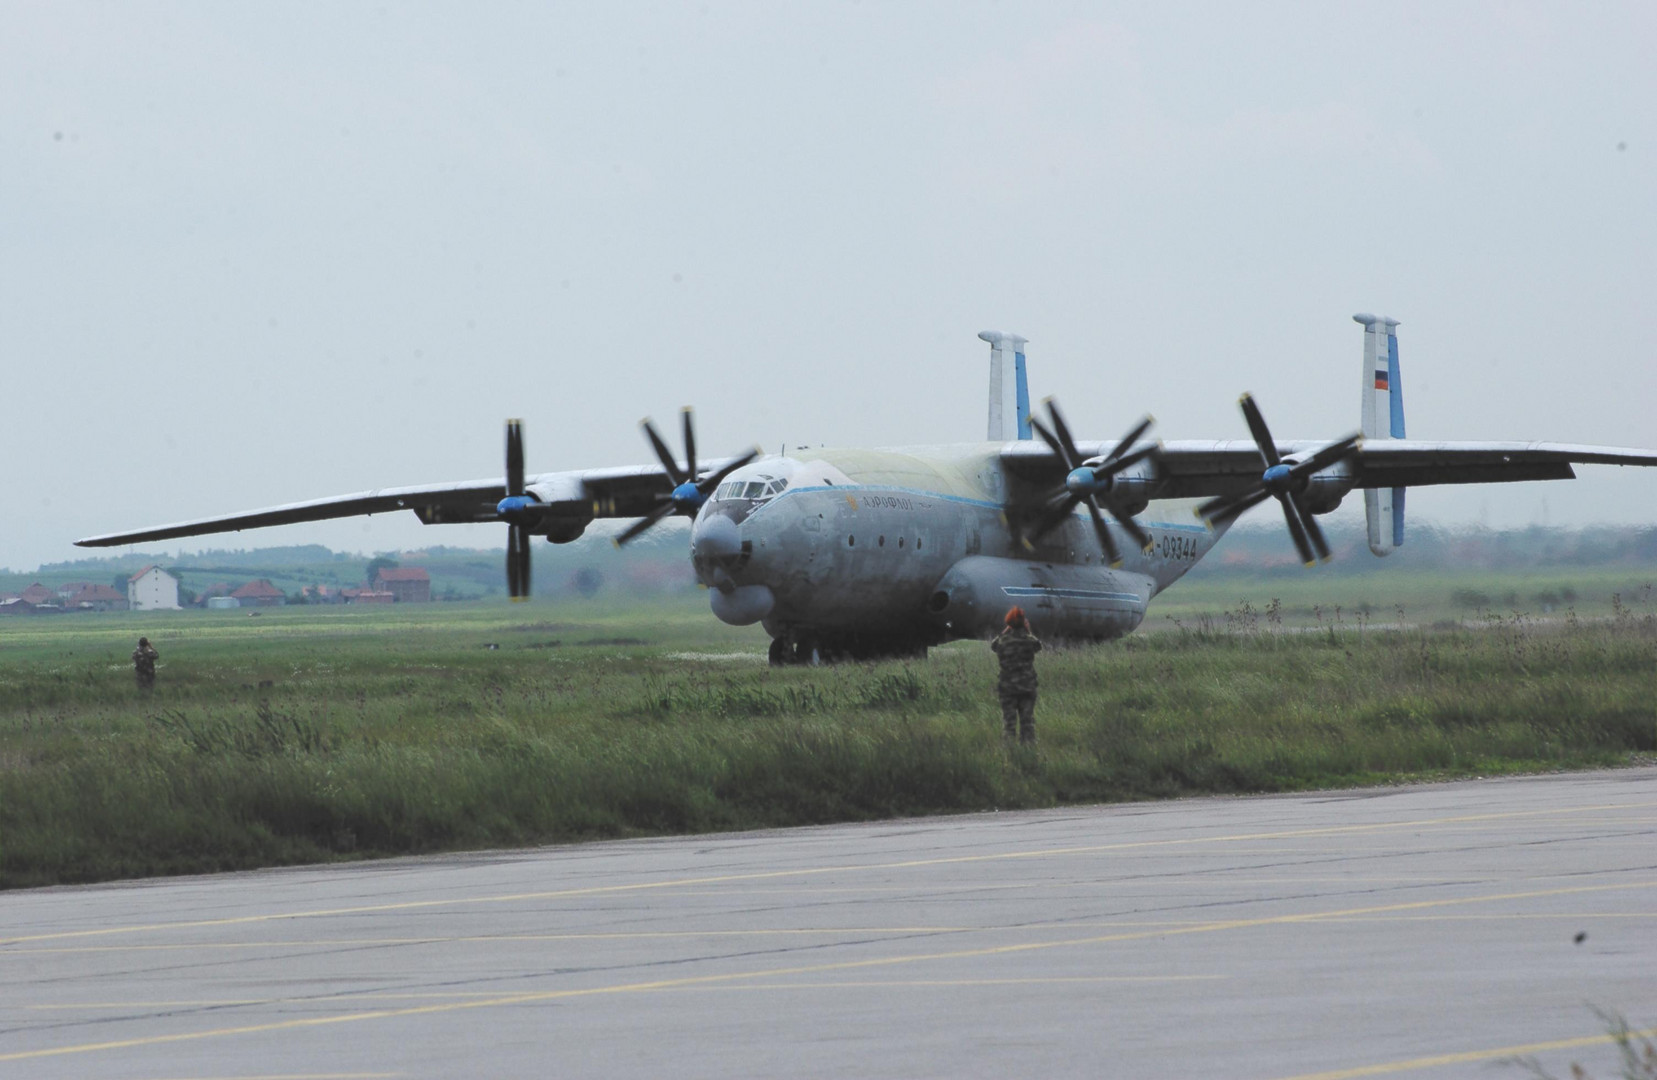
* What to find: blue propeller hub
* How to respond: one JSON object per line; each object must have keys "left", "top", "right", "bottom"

{"left": 1065, "top": 466, "right": 1106, "bottom": 497}
{"left": 1262, "top": 463, "right": 1293, "bottom": 492}
{"left": 671, "top": 479, "right": 706, "bottom": 512}
{"left": 496, "top": 494, "right": 539, "bottom": 519}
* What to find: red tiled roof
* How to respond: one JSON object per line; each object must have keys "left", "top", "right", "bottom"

{"left": 20, "top": 584, "right": 54, "bottom": 604}
{"left": 374, "top": 567, "right": 430, "bottom": 582}
{"left": 230, "top": 579, "right": 285, "bottom": 599}
{"left": 66, "top": 584, "right": 125, "bottom": 604}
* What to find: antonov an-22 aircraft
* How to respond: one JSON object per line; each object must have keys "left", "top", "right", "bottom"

{"left": 79, "top": 315, "right": 1657, "bottom": 664}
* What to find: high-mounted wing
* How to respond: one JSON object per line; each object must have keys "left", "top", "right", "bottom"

{"left": 72, "top": 460, "right": 744, "bottom": 549}
{"left": 1003, "top": 438, "right": 1657, "bottom": 502}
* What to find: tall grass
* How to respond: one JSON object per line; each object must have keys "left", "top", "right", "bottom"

{"left": 2, "top": 600, "right": 1653, "bottom": 888}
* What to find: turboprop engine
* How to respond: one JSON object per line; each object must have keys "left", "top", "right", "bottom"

{"left": 925, "top": 556, "right": 1152, "bottom": 641}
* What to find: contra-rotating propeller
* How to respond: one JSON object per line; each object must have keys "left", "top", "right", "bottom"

{"left": 1021, "top": 398, "right": 1160, "bottom": 569}
{"left": 495, "top": 419, "right": 536, "bottom": 600}
{"left": 1195, "top": 393, "right": 1361, "bottom": 566}
{"left": 615, "top": 407, "right": 759, "bottom": 546}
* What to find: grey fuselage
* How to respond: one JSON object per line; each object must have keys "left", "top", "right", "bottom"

{"left": 687, "top": 444, "right": 1229, "bottom": 655}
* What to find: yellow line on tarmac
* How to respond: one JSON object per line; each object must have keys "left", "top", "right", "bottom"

{"left": 1270, "top": 1025, "right": 1657, "bottom": 1080}
{"left": 4, "top": 801, "right": 1650, "bottom": 947}
{"left": 3, "top": 879, "right": 1652, "bottom": 1065}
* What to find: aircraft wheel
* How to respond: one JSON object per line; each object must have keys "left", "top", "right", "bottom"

{"left": 767, "top": 637, "right": 791, "bottom": 667}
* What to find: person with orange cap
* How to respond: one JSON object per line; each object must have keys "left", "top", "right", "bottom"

{"left": 990, "top": 607, "right": 1042, "bottom": 744}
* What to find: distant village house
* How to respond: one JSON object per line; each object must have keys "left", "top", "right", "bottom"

{"left": 61, "top": 583, "right": 128, "bottom": 611}
{"left": 373, "top": 566, "right": 431, "bottom": 603}
{"left": 127, "top": 566, "right": 180, "bottom": 611}
{"left": 230, "top": 580, "right": 286, "bottom": 607}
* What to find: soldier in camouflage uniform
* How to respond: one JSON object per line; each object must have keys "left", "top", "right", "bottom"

{"left": 990, "top": 607, "right": 1042, "bottom": 744}
{"left": 132, "top": 637, "right": 159, "bottom": 691}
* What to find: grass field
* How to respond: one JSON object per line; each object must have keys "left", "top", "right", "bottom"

{"left": 2, "top": 577, "right": 1654, "bottom": 889}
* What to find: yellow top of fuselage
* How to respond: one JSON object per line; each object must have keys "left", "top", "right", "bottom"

{"left": 793, "top": 444, "right": 1005, "bottom": 503}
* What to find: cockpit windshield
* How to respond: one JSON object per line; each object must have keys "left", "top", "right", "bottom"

{"left": 715, "top": 476, "right": 787, "bottom": 502}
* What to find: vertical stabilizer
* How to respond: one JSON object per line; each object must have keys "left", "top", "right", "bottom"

{"left": 1354, "top": 314, "right": 1405, "bottom": 555}
{"left": 978, "top": 331, "right": 1032, "bottom": 441}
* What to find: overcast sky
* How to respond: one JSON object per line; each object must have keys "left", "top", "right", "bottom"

{"left": 4, "top": 1, "right": 1654, "bottom": 572}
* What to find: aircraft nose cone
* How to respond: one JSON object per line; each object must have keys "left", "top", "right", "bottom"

{"left": 691, "top": 513, "right": 742, "bottom": 559}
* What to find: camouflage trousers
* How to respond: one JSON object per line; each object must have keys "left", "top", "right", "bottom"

{"left": 135, "top": 664, "right": 155, "bottom": 691}
{"left": 999, "top": 689, "right": 1037, "bottom": 744}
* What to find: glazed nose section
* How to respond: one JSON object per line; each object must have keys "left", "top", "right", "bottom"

{"left": 691, "top": 513, "right": 743, "bottom": 560}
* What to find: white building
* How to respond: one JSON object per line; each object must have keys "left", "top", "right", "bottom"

{"left": 127, "top": 565, "right": 181, "bottom": 611}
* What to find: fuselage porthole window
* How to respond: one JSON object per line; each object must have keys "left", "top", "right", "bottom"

{"left": 898, "top": 537, "right": 904, "bottom": 548}
{"left": 878, "top": 535, "right": 885, "bottom": 547}
{"left": 848, "top": 535, "right": 855, "bottom": 547}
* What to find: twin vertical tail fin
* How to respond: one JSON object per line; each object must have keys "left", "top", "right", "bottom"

{"left": 1354, "top": 314, "right": 1405, "bottom": 555}
{"left": 978, "top": 331, "right": 1033, "bottom": 441}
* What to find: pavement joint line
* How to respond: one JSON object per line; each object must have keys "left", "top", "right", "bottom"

{"left": 2, "top": 879, "right": 1652, "bottom": 1064}
{"left": 1267, "top": 1024, "right": 1657, "bottom": 1080}
{"left": 10, "top": 909, "right": 1655, "bottom": 955}
{"left": 5, "top": 800, "right": 1651, "bottom": 947}
{"left": 18, "top": 976, "right": 1230, "bottom": 1010}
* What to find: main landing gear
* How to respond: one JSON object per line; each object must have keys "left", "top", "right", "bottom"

{"left": 767, "top": 632, "right": 931, "bottom": 666}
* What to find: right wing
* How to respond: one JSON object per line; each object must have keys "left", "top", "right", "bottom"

{"left": 999, "top": 438, "right": 1657, "bottom": 502}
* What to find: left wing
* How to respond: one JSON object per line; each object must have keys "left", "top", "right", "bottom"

{"left": 1001, "top": 439, "right": 1657, "bottom": 502}
{"left": 72, "top": 459, "right": 746, "bottom": 548}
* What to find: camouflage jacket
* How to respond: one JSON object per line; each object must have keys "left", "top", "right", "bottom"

{"left": 132, "top": 644, "right": 158, "bottom": 672}
{"left": 990, "top": 627, "right": 1042, "bottom": 694}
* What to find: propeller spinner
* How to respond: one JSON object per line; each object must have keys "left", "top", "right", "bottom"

{"left": 616, "top": 407, "right": 759, "bottom": 546}
{"left": 1195, "top": 394, "right": 1361, "bottom": 566}
{"left": 1022, "top": 399, "right": 1159, "bottom": 568}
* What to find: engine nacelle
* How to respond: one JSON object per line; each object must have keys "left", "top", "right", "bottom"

{"left": 1295, "top": 459, "right": 1355, "bottom": 516}
{"left": 1078, "top": 456, "right": 1158, "bottom": 516}
{"left": 926, "top": 556, "right": 1152, "bottom": 641}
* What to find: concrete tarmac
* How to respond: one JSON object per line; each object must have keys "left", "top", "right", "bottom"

{"left": 2, "top": 767, "right": 1654, "bottom": 1079}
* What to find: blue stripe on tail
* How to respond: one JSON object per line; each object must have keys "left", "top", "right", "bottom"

{"left": 1014, "top": 351, "right": 1032, "bottom": 439}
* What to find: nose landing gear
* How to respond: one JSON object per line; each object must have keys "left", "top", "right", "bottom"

{"left": 768, "top": 635, "right": 821, "bottom": 667}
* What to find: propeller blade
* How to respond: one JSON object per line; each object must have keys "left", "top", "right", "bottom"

{"left": 1288, "top": 433, "right": 1363, "bottom": 479}
{"left": 505, "top": 419, "right": 525, "bottom": 498}
{"left": 506, "top": 524, "right": 532, "bottom": 599}
{"left": 614, "top": 502, "right": 676, "bottom": 546}
{"left": 1105, "top": 501, "right": 1153, "bottom": 553}
{"left": 681, "top": 406, "right": 697, "bottom": 482}
{"left": 1239, "top": 394, "right": 1281, "bottom": 468}
{"left": 695, "top": 448, "right": 762, "bottom": 497}
{"left": 1199, "top": 485, "right": 1272, "bottom": 528}
{"left": 1291, "top": 493, "right": 1332, "bottom": 562}
{"left": 641, "top": 418, "right": 687, "bottom": 487}
{"left": 1098, "top": 442, "right": 1159, "bottom": 479}
{"left": 1084, "top": 498, "right": 1123, "bottom": 568}
{"left": 1102, "top": 415, "right": 1155, "bottom": 467}
{"left": 1028, "top": 415, "right": 1076, "bottom": 471}
{"left": 1046, "top": 399, "right": 1084, "bottom": 467}
{"left": 1026, "top": 493, "right": 1082, "bottom": 544}
{"left": 1276, "top": 493, "right": 1315, "bottom": 566}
